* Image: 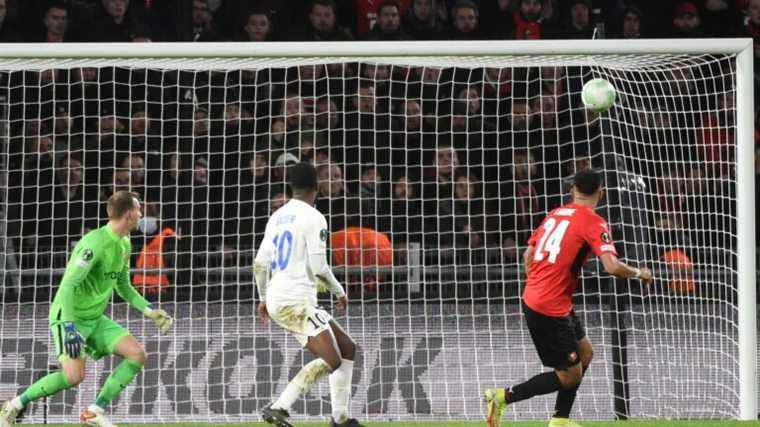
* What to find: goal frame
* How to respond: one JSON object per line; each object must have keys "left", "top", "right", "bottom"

{"left": 0, "top": 39, "right": 755, "bottom": 420}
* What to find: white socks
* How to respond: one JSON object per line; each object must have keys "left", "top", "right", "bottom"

{"left": 273, "top": 358, "right": 331, "bottom": 412}
{"left": 88, "top": 404, "right": 105, "bottom": 414}
{"left": 329, "top": 359, "right": 354, "bottom": 423}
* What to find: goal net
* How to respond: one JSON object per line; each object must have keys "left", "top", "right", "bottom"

{"left": 0, "top": 41, "right": 755, "bottom": 423}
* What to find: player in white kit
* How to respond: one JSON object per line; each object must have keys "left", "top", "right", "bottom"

{"left": 255, "top": 162, "right": 364, "bottom": 427}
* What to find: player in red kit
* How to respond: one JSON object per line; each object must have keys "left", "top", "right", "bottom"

{"left": 484, "top": 169, "right": 653, "bottom": 427}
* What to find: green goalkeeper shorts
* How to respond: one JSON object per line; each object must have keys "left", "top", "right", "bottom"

{"left": 50, "top": 314, "right": 130, "bottom": 362}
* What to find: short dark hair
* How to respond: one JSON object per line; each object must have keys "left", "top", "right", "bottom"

{"left": 378, "top": 0, "right": 400, "bottom": 14}
{"left": 107, "top": 190, "right": 139, "bottom": 220}
{"left": 573, "top": 168, "right": 603, "bottom": 196}
{"left": 47, "top": 2, "right": 69, "bottom": 14}
{"left": 288, "top": 161, "right": 318, "bottom": 193}
{"left": 311, "top": 0, "right": 336, "bottom": 12}
{"left": 453, "top": 0, "right": 479, "bottom": 16}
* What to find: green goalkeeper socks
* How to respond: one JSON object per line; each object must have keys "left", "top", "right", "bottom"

{"left": 20, "top": 371, "right": 72, "bottom": 406}
{"left": 94, "top": 359, "right": 143, "bottom": 409}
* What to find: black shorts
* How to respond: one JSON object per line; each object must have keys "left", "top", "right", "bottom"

{"left": 523, "top": 304, "right": 586, "bottom": 369}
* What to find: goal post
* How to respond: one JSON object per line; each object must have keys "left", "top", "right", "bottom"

{"left": 0, "top": 39, "right": 755, "bottom": 422}
{"left": 734, "top": 43, "right": 756, "bottom": 422}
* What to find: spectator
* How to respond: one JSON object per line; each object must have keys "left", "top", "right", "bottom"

{"left": 450, "top": 0, "right": 483, "bottom": 39}
{"left": 499, "top": 148, "right": 543, "bottom": 251}
{"left": 235, "top": 10, "right": 274, "bottom": 41}
{"left": 654, "top": 166, "right": 687, "bottom": 232}
{"left": 188, "top": 156, "right": 222, "bottom": 249}
{"left": 361, "top": 63, "right": 393, "bottom": 108}
{"left": 562, "top": 0, "right": 593, "bottom": 38}
{"left": 504, "top": 98, "right": 533, "bottom": 136}
{"left": 99, "top": 167, "right": 132, "bottom": 207}
{"left": 316, "top": 162, "right": 359, "bottom": 231}
{"left": 235, "top": 151, "right": 269, "bottom": 246}
{"left": 364, "top": 1, "right": 410, "bottom": 40}
{"left": 268, "top": 189, "right": 289, "bottom": 215}
{"left": 532, "top": 93, "right": 558, "bottom": 129}
{"left": 193, "top": 107, "right": 209, "bottom": 138}
{"left": 422, "top": 143, "right": 460, "bottom": 248}
{"left": 53, "top": 105, "right": 73, "bottom": 150}
{"left": 24, "top": 134, "right": 55, "bottom": 171}
{"left": 531, "top": 93, "right": 567, "bottom": 181}
{"left": 343, "top": 82, "right": 392, "bottom": 165}
{"left": 482, "top": 68, "right": 512, "bottom": 113}
{"left": 79, "top": 0, "right": 152, "bottom": 42}
{"left": 391, "top": 98, "right": 434, "bottom": 168}
{"left": 118, "top": 153, "right": 147, "bottom": 199}
{"left": 480, "top": 0, "right": 515, "bottom": 39}
{"left": 358, "top": 163, "right": 391, "bottom": 231}
{"left": 32, "top": 3, "right": 71, "bottom": 42}
{"left": 453, "top": 172, "right": 487, "bottom": 249}
{"left": 742, "top": 0, "right": 760, "bottom": 57}
{"left": 272, "top": 152, "right": 299, "bottom": 185}
{"left": 402, "top": 0, "right": 446, "bottom": 40}
{"left": 702, "top": 0, "right": 739, "bottom": 37}
{"left": 291, "top": 0, "right": 354, "bottom": 41}
{"left": 540, "top": 66, "right": 567, "bottom": 97}
{"left": 130, "top": 106, "right": 159, "bottom": 151}
{"left": 24, "top": 153, "right": 99, "bottom": 254}
{"left": 618, "top": 6, "right": 643, "bottom": 39}
{"left": 0, "top": 0, "right": 21, "bottom": 42}
{"left": 315, "top": 96, "right": 341, "bottom": 131}
{"left": 512, "top": 0, "right": 554, "bottom": 39}
{"left": 671, "top": 1, "right": 703, "bottom": 37}
{"left": 160, "top": 153, "right": 191, "bottom": 227}
{"left": 390, "top": 173, "right": 422, "bottom": 248}
{"left": 192, "top": 0, "right": 220, "bottom": 41}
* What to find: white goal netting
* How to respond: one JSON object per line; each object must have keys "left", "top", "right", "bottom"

{"left": 0, "top": 46, "right": 752, "bottom": 423}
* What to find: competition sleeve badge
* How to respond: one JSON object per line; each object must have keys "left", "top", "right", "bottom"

{"left": 76, "top": 249, "right": 94, "bottom": 267}
{"left": 320, "top": 228, "right": 328, "bottom": 242}
{"left": 601, "top": 232, "right": 611, "bottom": 243}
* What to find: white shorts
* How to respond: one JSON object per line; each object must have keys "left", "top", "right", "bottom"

{"left": 267, "top": 302, "right": 333, "bottom": 347}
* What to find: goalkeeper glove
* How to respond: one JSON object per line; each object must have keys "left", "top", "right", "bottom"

{"left": 62, "top": 321, "right": 83, "bottom": 359}
{"left": 144, "top": 307, "right": 173, "bottom": 333}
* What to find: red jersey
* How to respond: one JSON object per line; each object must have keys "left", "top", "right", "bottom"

{"left": 523, "top": 203, "right": 618, "bottom": 317}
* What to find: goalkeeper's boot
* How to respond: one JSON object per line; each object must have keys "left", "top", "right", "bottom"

{"left": 261, "top": 403, "right": 294, "bottom": 427}
{"left": 330, "top": 417, "right": 366, "bottom": 427}
{"left": 80, "top": 405, "right": 117, "bottom": 427}
{"left": 0, "top": 400, "right": 21, "bottom": 427}
{"left": 484, "top": 387, "right": 508, "bottom": 427}
{"left": 548, "top": 417, "right": 583, "bottom": 427}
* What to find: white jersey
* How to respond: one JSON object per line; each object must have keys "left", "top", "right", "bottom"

{"left": 254, "top": 198, "right": 329, "bottom": 306}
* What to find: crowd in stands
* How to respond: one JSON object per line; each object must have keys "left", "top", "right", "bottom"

{"left": 0, "top": 0, "right": 755, "bottom": 43}
{"left": 0, "top": 0, "right": 750, "bottom": 294}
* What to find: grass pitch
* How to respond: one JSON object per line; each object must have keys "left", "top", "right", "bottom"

{"left": 25, "top": 421, "right": 760, "bottom": 427}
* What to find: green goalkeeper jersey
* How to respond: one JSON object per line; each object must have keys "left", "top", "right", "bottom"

{"left": 50, "top": 224, "right": 150, "bottom": 322}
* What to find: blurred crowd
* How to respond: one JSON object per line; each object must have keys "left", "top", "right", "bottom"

{"left": 0, "top": 0, "right": 750, "bottom": 294}
{"left": 0, "top": 0, "right": 755, "bottom": 43}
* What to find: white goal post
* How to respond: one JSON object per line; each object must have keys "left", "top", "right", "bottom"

{"left": 0, "top": 39, "right": 755, "bottom": 422}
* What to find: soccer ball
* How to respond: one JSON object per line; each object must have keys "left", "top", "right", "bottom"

{"left": 581, "top": 78, "right": 616, "bottom": 112}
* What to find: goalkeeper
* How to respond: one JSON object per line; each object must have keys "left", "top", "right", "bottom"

{"left": 0, "top": 191, "right": 173, "bottom": 427}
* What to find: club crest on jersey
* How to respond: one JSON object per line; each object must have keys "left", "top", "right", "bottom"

{"left": 601, "top": 232, "right": 611, "bottom": 243}
{"left": 320, "top": 228, "right": 328, "bottom": 242}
